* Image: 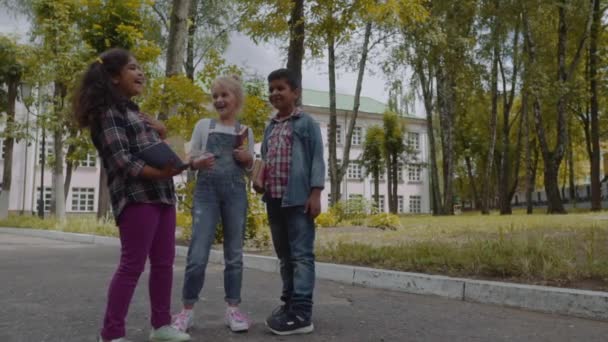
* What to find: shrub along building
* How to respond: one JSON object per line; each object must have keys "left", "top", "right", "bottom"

{"left": 0, "top": 89, "right": 430, "bottom": 216}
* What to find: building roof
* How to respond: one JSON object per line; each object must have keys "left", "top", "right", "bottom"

{"left": 302, "top": 89, "right": 387, "bottom": 114}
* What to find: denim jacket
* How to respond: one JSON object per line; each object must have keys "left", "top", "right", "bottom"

{"left": 261, "top": 111, "right": 325, "bottom": 207}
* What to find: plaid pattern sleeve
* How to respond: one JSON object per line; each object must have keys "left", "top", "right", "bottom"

{"left": 264, "top": 110, "right": 302, "bottom": 199}
{"left": 94, "top": 105, "right": 175, "bottom": 222}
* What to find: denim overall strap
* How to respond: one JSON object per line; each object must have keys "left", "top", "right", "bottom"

{"left": 199, "top": 120, "right": 245, "bottom": 181}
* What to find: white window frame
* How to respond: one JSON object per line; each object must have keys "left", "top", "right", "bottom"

{"left": 78, "top": 152, "right": 97, "bottom": 168}
{"left": 398, "top": 195, "right": 404, "bottom": 213}
{"left": 408, "top": 164, "right": 421, "bottom": 182}
{"left": 0, "top": 138, "right": 4, "bottom": 160}
{"left": 39, "top": 142, "right": 54, "bottom": 165}
{"left": 327, "top": 125, "right": 342, "bottom": 145}
{"left": 347, "top": 161, "right": 363, "bottom": 180}
{"left": 36, "top": 187, "right": 53, "bottom": 212}
{"left": 408, "top": 132, "right": 420, "bottom": 150}
{"left": 71, "top": 187, "right": 95, "bottom": 212}
{"left": 377, "top": 195, "right": 385, "bottom": 212}
{"left": 352, "top": 126, "right": 362, "bottom": 146}
{"left": 409, "top": 195, "right": 421, "bottom": 213}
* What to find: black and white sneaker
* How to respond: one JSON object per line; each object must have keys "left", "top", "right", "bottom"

{"left": 265, "top": 311, "right": 314, "bottom": 336}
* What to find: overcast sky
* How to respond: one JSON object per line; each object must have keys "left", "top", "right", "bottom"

{"left": 0, "top": 10, "right": 418, "bottom": 113}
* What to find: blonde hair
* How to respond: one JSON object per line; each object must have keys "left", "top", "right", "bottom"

{"left": 211, "top": 75, "right": 244, "bottom": 113}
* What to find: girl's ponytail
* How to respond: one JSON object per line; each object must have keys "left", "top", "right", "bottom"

{"left": 73, "top": 48, "right": 132, "bottom": 131}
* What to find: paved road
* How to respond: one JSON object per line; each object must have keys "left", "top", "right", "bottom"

{"left": 1, "top": 232, "right": 607, "bottom": 342}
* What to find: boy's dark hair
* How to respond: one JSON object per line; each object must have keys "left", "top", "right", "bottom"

{"left": 73, "top": 48, "right": 133, "bottom": 131}
{"left": 267, "top": 68, "right": 300, "bottom": 90}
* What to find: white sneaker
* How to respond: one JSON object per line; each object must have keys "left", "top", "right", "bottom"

{"left": 98, "top": 336, "right": 132, "bottom": 342}
{"left": 149, "top": 325, "right": 191, "bottom": 341}
{"left": 225, "top": 307, "right": 251, "bottom": 332}
{"left": 171, "top": 309, "right": 194, "bottom": 332}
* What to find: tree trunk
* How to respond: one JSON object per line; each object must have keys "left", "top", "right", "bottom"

{"left": 97, "top": 167, "right": 111, "bottom": 219}
{"left": 0, "top": 80, "right": 18, "bottom": 219}
{"left": 482, "top": 10, "right": 500, "bottom": 215}
{"left": 386, "top": 155, "right": 393, "bottom": 212}
{"left": 524, "top": 93, "right": 534, "bottom": 214}
{"left": 391, "top": 157, "right": 398, "bottom": 213}
{"left": 63, "top": 143, "right": 76, "bottom": 202}
{"left": 339, "top": 22, "right": 372, "bottom": 192}
{"left": 568, "top": 133, "right": 577, "bottom": 206}
{"left": 465, "top": 155, "right": 480, "bottom": 210}
{"left": 499, "top": 23, "right": 520, "bottom": 215}
{"left": 589, "top": 0, "right": 601, "bottom": 210}
{"left": 328, "top": 30, "right": 340, "bottom": 204}
{"left": 160, "top": 0, "right": 191, "bottom": 120}
{"left": 416, "top": 59, "right": 442, "bottom": 215}
{"left": 287, "top": 0, "right": 305, "bottom": 105}
{"left": 373, "top": 169, "right": 380, "bottom": 210}
{"left": 437, "top": 64, "right": 455, "bottom": 215}
{"left": 185, "top": 0, "right": 199, "bottom": 81}
{"left": 52, "top": 82, "right": 66, "bottom": 220}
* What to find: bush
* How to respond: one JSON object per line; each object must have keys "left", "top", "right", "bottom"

{"left": 316, "top": 211, "right": 339, "bottom": 228}
{"left": 0, "top": 214, "right": 117, "bottom": 237}
{"left": 332, "top": 197, "right": 378, "bottom": 222}
{"left": 367, "top": 213, "right": 401, "bottom": 230}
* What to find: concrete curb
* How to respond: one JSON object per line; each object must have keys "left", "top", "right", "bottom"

{"left": 2, "top": 227, "right": 607, "bottom": 321}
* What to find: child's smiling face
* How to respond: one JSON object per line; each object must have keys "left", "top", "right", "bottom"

{"left": 269, "top": 78, "right": 299, "bottom": 115}
{"left": 112, "top": 56, "right": 145, "bottom": 98}
{"left": 212, "top": 84, "right": 238, "bottom": 119}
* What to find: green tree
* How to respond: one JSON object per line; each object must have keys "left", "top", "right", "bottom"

{"left": 0, "top": 36, "right": 27, "bottom": 219}
{"left": 361, "top": 125, "right": 385, "bottom": 210}
{"left": 383, "top": 111, "right": 406, "bottom": 214}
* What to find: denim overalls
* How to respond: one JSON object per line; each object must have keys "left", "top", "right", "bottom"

{"left": 182, "top": 119, "right": 248, "bottom": 306}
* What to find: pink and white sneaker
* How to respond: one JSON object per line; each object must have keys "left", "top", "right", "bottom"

{"left": 225, "top": 307, "right": 251, "bottom": 332}
{"left": 171, "top": 309, "right": 194, "bottom": 333}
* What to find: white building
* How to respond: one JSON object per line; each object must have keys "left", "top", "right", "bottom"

{"left": 1, "top": 89, "right": 430, "bottom": 215}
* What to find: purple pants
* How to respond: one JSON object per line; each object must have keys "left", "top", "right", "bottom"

{"left": 101, "top": 203, "right": 176, "bottom": 340}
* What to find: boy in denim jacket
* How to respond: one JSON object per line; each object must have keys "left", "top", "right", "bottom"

{"left": 261, "top": 69, "right": 325, "bottom": 335}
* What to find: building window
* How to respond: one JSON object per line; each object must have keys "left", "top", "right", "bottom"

{"left": 71, "top": 187, "right": 95, "bottom": 212}
{"left": 328, "top": 193, "right": 332, "bottom": 206}
{"left": 408, "top": 164, "right": 421, "bottom": 182}
{"left": 348, "top": 194, "right": 363, "bottom": 200}
{"left": 352, "top": 126, "right": 362, "bottom": 146}
{"left": 327, "top": 125, "right": 342, "bottom": 144}
{"left": 36, "top": 187, "right": 52, "bottom": 212}
{"left": 379, "top": 172, "right": 385, "bottom": 181}
{"left": 176, "top": 193, "right": 187, "bottom": 212}
{"left": 398, "top": 195, "right": 404, "bottom": 213}
{"left": 78, "top": 152, "right": 97, "bottom": 167}
{"left": 375, "top": 195, "right": 385, "bottom": 212}
{"left": 347, "top": 162, "right": 363, "bottom": 180}
{"left": 398, "top": 165, "right": 404, "bottom": 182}
{"left": 408, "top": 132, "right": 420, "bottom": 150}
{"left": 39, "top": 143, "right": 54, "bottom": 165}
{"left": 0, "top": 139, "right": 5, "bottom": 160}
{"left": 409, "top": 195, "right": 421, "bottom": 213}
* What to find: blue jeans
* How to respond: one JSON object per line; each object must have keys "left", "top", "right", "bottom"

{"left": 266, "top": 198, "right": 316, "bottom": 318}
{"left": 182, "top": 175, "right": 247, "bottom": 306}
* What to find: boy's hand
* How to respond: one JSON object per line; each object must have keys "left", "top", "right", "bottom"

{"left": 304, "top": 188, "right": 322, "bottom": 219}
{"left": 233, "top": 147, "right": 253, "bottom": 167}
{"left": 140, "top": 113, "right": 167, "bottom": 139}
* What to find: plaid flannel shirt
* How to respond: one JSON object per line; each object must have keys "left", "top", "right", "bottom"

{"left": 92, "top": 102, "right": 175, "bottom": 222}
{"left": 264, "top": 109, "right": 302, "bottom": 199}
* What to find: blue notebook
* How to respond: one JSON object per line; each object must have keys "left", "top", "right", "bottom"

{"left": 135, "top": 142, "right": 189, "bottom": 170}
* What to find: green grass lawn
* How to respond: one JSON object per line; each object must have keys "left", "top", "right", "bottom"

{"left": 315, "top": 211, "right": 608, "bottom": 291}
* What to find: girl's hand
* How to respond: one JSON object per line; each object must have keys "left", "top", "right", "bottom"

{"left": 191, "top": 153, "right": 215, "bottom": 170}
{"left": 140, "top": 113, "right": 167, "bottom": 139}
{"left": 233, "top": 147, "right": 253, "bottom": 167}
